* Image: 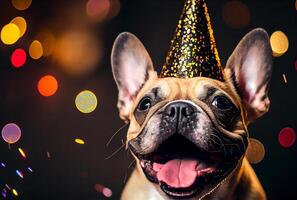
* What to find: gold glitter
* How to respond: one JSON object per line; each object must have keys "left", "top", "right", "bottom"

{"left": 160, "top": 0, "right": 224, "bottom": 80}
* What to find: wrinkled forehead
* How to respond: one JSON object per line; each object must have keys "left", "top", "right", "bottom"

{"left": 136, "top": 77, "right": 241, "bottom": 106}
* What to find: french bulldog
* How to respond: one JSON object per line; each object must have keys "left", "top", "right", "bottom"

{"left": 111, "top": 28, "right": 272, "bottom": 199}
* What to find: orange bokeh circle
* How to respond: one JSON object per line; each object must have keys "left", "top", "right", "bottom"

{"left": 37, "top": 75, "right": 58, "bottom": 97}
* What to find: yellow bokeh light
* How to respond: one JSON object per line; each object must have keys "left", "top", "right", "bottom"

{"left": 11, "top": 0, "right": 32, "bottom": 10}
{"left": 75, "top": 138, "right": 85, "bottom": 145}
{"left": 246, "top": 138, "right": 265, "bottom": 164}
{"left": 1, "top": 23, "right": 20, "bottom": 45}
{"left": 75, "top": 90, "right": 98, "bottom": 114}
{"left": 270, "top": 31, "right": 289, "bottom": 57}
{"left": 11, "top": 16, "right": 27, "bottom": 37}
{"left": 29, "top": 40, "right": 43, "bottom": 59}
{"left": 12, "top": 189, "right": 18, "bottom": 196}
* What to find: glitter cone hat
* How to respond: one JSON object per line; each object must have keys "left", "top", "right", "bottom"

{"left": 160, "top": 0, "right": 224, "bottom": 80}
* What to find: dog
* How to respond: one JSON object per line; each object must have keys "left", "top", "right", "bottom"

{"left": 111, "top": 3, "right": 272, "bottom": 200}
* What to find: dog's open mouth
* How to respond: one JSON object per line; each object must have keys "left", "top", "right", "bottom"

{"left": 130, "top": 135, "right": 241, "bottom": 199}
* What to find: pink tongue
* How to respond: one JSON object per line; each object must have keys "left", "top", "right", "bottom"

{"left": 153, "top": 159, "right": 198, "bottom": 188}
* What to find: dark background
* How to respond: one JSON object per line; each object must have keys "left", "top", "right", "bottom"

{"left": 0, "top": 0, "right": 296, "bottom": 199}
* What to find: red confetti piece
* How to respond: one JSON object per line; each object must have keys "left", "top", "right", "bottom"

{"left": 278, "top": 127, "right": 296, "bottom": 148}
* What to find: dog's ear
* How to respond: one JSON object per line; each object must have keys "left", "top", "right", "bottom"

{"left": 111, "top": 32, "right": 157, "bottom": 122}
{"left": 225, "top": 28, "right": 273, "bottom": 122}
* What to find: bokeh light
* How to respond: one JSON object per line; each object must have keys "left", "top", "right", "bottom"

{"left": 278, "top": 127, "right": 296, "bottom": 148}
{"left": 18, "top": 148, "right": 26, "bottom": 159}
{"left": 75, "top": 138, "right": 85, "bottom": 145}
{"left": 75, "top": 90, "right": 98, "bottom": 114}
{"left": 246, "top": 138, "right": 265, "bottom": 164}
{"left": 11, "top": 0, "right": 32, "bottom": 10}
{"left": 295, "top": 0, "right": 297, "bottom": 10}
{"left": 108, "top": 0, "right": 121, "bottom": 19}
{"left": 222, "top": 1, "right": 250, "bottom": 29}
{"left": 11, "top": 48, "right": 26, "bottom": 68}
{"left": 86, "top": 0, "right": 110, "bottom": 21}
{"left": 1, "top": 23, "right": 20, "bottom": 45}
{"left": 54, "top": 31, "right": 101, "bottom": 77}
{"left": 37, "top": 75, "right": 58, "bottom": 97}
{"left": 270, "top": 31, "right": 289, "bottom": 57}
{"left": 1, "top": 162, "right": 6, "bottom": 168}
{"left": 37, "top": 31, "right": 56, "bottom": 57}
{"left": 29, "top": 40, "right": 43, "bottom": 59}
{"left": 10, "top": 16, "right": 27, "bottom": 37}
{"left": 1, "top": 123, "right": 22, "bottom": 144}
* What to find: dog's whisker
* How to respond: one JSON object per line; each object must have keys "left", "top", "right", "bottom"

{"left": 128, "top": 160, "right": 136, "bottom": 169}
{"left": 106, "top": 124, "right": 128, "bottom": 147}
{"left": 123, "top": 159, "right": 136, "bottom": 184}
{"left": 209, "top": 132, "right": 227, "bottom": 157}
{"left": 104, "top": 143, "right": 126, "bottom": 160}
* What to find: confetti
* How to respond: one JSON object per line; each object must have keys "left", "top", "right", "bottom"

{"left": 94, "top": 184, "right": 113, "bottom": 198}
{"left": 18, "top": 148, "right": 26, "bottom": 158}
{"left": 1, "top": 192, "right": 6, "bottom": 198}
{"left": 5, "top": 184, "right": 11, "bottom": 190}
{"left": 1, "top": 162, "right": 6, "bottom": 167}
{"left": 102, "top": 187, "right": 112, "bottom": 198}
{"left": 46, "top": 151, "right": 51, "bottom": 158}
{"left": 282, "top": 74, "right": 287, "bottom": 84}
{"left": 28, "top": 167, "right": 33, "bottom": 172}
{"left": 1, "top": 123, "right": 22, "bottom": 144}
{"left": 75, "top": 138, "right": 85, "bottom": 145}
{"left": 12, "top": 189, "right": 18, "bottom": 196}
{"left": 16, "top": 170, "right": 24, "bottom": 178}
{"left": 75, "top": 90, "right": 98, "bottom": 114}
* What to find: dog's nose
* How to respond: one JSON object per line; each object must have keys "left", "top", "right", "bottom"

{"left": 165, "top": 102, "right": 195, "bottom": 120}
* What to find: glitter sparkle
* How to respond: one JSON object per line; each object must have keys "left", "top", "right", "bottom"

{"left": 160, "top": 0, "right": 224, "bottom": 80}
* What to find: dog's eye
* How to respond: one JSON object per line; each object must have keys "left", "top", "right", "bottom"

{"left": 212, "top": 96, "right": 232, "bottom": 110}
{"left": 138, "top": 97, "right": 152, "bottom": 111}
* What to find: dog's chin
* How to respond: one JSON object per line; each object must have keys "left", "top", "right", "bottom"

{"left": 131, "top": 135, "right": 242, "bottom": 199}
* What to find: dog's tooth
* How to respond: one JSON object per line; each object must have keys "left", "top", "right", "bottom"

{"left": 140, "top": 160, "right": 145, "bottom": 168}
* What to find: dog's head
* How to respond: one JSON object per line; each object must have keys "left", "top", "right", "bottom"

{"left": 111, "top": 28, "right": 272, "bottom": 199}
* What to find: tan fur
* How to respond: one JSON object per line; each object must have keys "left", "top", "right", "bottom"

{"left": 122, "top": 77, "right": 266, "bottom": 200}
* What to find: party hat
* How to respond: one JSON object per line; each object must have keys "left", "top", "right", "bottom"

{"left": 160, "top": 0, "right": 224, "bottom": 80}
